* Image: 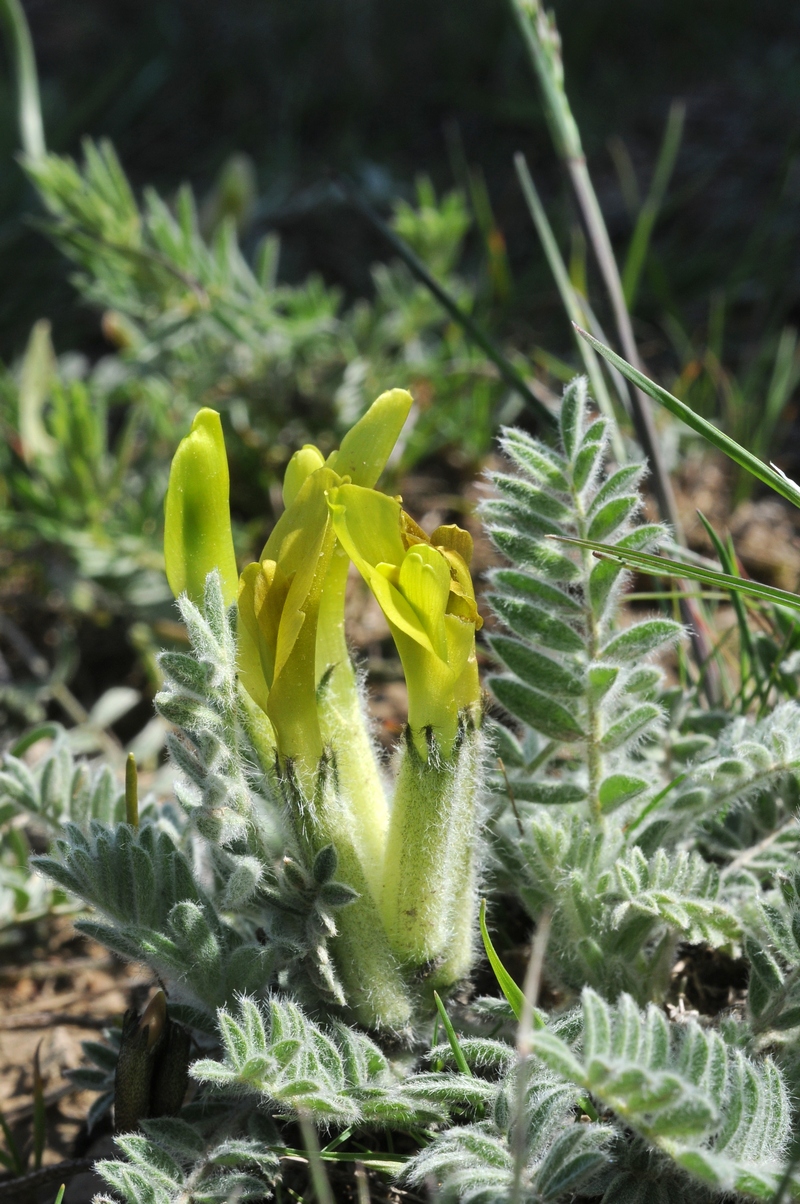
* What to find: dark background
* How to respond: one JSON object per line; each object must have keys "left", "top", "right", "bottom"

{"left": 2, "top": 0, "right": 800, "bottom": 374}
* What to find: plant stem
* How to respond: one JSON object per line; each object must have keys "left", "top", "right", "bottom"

{"left": 571, "top": 468, "right": 602, "bottom": 821}
{"left": 568, "top": 157, "right": 679, "bottom": 533}
{"left": 514, "top": 154, "right": 626, "bottom": 464}
{"left": 510, "top": 0, "right": 722, "bottom": 700}
{"left": 509, "top": 0, "right": 677, "bottom": 526}
{"left": 510, "top": 911, "right": 551, "bottom": 1204}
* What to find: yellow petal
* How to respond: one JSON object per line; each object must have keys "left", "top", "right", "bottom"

{"left": 327, "top": 388, "right": 413, "bottom": 486}
{"left": 261, "top": 468, "right": 339, "bottom": 682}
{"left": 438, "top": 547, "right": 482, "bottom": 629}
{"left": 444, "top": 612, "right": 477, "bottom": 684}
{"left": 238, "top": 563, "right": 261, "bottom": 657}
{"left": 398, "top": 544, "right": 450, "bottom": 660}
{"left": 431, "top": 523, "right": 474, "bottom": 567}
{"left": 453, "top": 642, "right": 481, "bottom": 716}
{"left": 375, "top": 562, "right": 401, "bottom": 586}
{"left": 327, "top": 485, "right": 435, "bottom": 653}
{"left": 369, "top": 566, "right": 437, "bottom": 652}
{"left": 253, "top": 559, "right": 292, "bottom": 685}
{"left": 266, "top": 531, "right": 334, "bottom": 773}
{"left": 283, "top": 444, "right": 325, "bottom": 509}
{"left": 326, "top": 482, "right": 480, "bottom": 756}
{"left": 326, "top": 484, "right": 406, "bottom": 569}
{"left": 237, "top": 565, "right": 271, "bottom": 713}
{"left": 395, "top": 627, "right": 458, "bottom": 745}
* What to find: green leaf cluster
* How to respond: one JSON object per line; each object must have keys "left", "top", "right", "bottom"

{"left": 532, "top": 989, "right": 796, "bottom": 1200}
{"left": 484, "top": 377, "right": 677, "bottom": 821}
{"left": 22, "top": 142, "right": 504, "bottom": 480}
{"left": 94, "top": 1114, "right": 281, "bottom": 1204}
{"left": 193, "top": 994, "right": 482, "bottom": 1128}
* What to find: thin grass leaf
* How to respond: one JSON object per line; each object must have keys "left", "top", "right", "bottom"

{"left": 33, "top": 1042, "right": 46, "bottom": 1171}
{"left": 479, "top": 899, "right": 525, "bottom": 1021}
{"left": 622, "top": 101, "right": 685, "bottom": 309}
{"left": 299, "top": 1114, "right": 336, "bottom": 1204}
{"left": 697, "top": 511, "right": 758, "bottom": 685}
{"left": 574, "top": 325, "right": 800, "bottom": 509}
{"left": 433, "top": 992, "right": 472, "bottom": 1078}
{"left": 0, "top": 0, "right": 46, "bottom": 159}
{"left": 758, "top": 326, "right": 800, "bottom": 462}
{"left": 552, "top": 535, "right": 800, "bottom": 612}
{"left": 341, "top": 178, "right": 556, "bottom": 430}
{"left": 0, "top": 1108, "right": 24, "bottom": 1176}
{"left": 514, "top": 154, "right": 625, "bottom": 458}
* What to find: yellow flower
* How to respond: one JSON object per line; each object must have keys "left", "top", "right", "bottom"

{"left": 238, "top": 465, "right": 338, "bottom": 770}
{"left": 326, "top": 484, "right": 481, "bottom": 755}
{"left": 163, "top": 408, "right": 238, "bottom": 606}
{"left": 236, "top": 389, "right": 413, "bottom": 777}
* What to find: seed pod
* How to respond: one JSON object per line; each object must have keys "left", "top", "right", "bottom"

{"left": 114, "top": 992, "right": 166, "bottom": 1133}
{"left": 149, "top": 1018, "right": 191, "bottom": 1118}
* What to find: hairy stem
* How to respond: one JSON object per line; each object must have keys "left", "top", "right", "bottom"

{"left": 569, "top": 465, "right": 603, "bottom": 821}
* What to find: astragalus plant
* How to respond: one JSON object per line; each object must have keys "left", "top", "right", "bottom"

{"left": 5, "top": 377, "right": 800, "bottom": 1203}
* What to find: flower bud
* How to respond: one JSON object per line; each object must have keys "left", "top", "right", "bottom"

{"left": 164, "top": 408, "right": 237, "bottom": 606}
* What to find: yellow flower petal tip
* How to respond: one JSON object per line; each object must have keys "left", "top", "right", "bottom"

{"left": 327, "top": 388, "right": 413, "bottom": 487}
{"left": 283, "top": 445, "right": 325, "bottom": 509}
{"left": 164, "top": 407, "right": 238, "bottom": 607}
{"left": 431, "top": 523, "right": 474, "bottom": 567}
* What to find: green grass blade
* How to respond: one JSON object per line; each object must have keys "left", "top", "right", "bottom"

{"left": 622, "top": 100, "right": 685, "bottom": 308}
{"left": 552, "top": 534, "right": 800, "bottom": 612}
{"left": 324, "top": 1153, "right": 407, "bottom": 1168}
{"left": 298, "top": 1114, "right": 335, "bottom": 1204}
{"left": 0, "top": 1148, "right": 17, "bottom": 1173}
{"left": 758, "top": 326, "right": 800, "bottom": 461}
{"left": 0, "top": 1109, "right": 24, "bottom": 1176}
{"left": 33, "top": 1043, "right": 46, "bottom": 1171}
{"left": 321, "top": 1126, "right": 355, "bottom": 1155}
{"left": 283, "top": 1145, "right": 407, "bottom": 1169}
{"left": 479, "top": 899, "right": 526, "bottom": 1021}
{"left": 627, "top": 773, "right": 688, "bottom": 835}
{"left": 696, "top": 511, "right": 757, "bottom": 680}
{"left": 514, "top": 154, "right": 626, "bottom": 462}
{"left": 0, "top": 0, "right": 45, "bottom": 158}
{"left": 770, "top": 1149, "right": 800, "bottom": 1204}
{"left": 574, "top": 325, "right": 800, "bottom": 509}
{"left": 432, "top": 991, "right": 472, "bottom": 1077}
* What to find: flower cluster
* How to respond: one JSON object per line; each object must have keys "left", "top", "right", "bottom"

{"left": 163, "top": 391, "right": 485, "bottom": 1027}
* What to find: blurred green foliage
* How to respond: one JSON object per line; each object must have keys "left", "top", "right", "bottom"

{"left": 0, "top": 0, "right": 796, "bottom": 406}
{"left": 0, "top": 0, "right": 797, "bottom": 755}
{"left": 21, "top": 137, "right": 511, "bottom": 482}
{"left": 0, "top": 140, "right": 515, "bottom": 725}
